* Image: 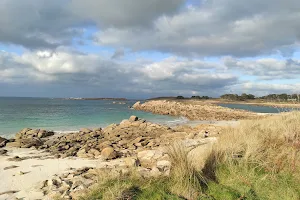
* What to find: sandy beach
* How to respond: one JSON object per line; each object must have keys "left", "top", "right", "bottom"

{"left": 0, "top": 148, "right": 97, "bottom": 200}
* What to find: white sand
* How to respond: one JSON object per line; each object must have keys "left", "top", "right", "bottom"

{"left": 0, "top": 148, "right": 114, "bottom": 200}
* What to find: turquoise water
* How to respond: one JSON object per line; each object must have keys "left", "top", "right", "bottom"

{"left": 0, "top": 97, "right": 183, "bottom": 138}
{"left": 218, "top": 103, "right": 296, "bottom": 113}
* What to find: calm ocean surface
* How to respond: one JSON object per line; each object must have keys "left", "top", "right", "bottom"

{"left": 0, "top": 97, "right": 183, "bottom": 138}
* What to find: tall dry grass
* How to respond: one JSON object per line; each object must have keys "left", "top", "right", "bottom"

{"left": 213, "top": 112, "right": 300, "bottom": 174}
{"left": 167, "top": 142, "right": 207, "bottom": 199}
{"left": 202, "top": 111, "right": 300, "bottom": 199}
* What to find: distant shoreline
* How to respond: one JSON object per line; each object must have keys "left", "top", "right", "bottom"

{"left": 65, "top": 97, "right": 128, "bottom": 101}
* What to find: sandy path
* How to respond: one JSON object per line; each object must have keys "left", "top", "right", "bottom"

{"left": 0, "top": 148, "right": 103, "bottom": 200}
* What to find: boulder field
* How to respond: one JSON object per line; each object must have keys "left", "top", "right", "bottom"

{"left": 2, "top": 116, "right": 221, "bottom": 160}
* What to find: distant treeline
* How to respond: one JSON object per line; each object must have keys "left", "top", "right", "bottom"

{"left": 176, "top": 95, "right": 211, "bottom": 99}
{"left": 220, "top": 93, "right": 300, "bottom": 101}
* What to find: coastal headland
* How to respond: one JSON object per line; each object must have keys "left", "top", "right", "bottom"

{"left": 0, "top": 101, "right": 299, "bottom": 199}
{"left": 132, "top": 100, "right": 259, "bottom": 120}
{"left": 147, "top": 96, "right": 300, "bottom": 108}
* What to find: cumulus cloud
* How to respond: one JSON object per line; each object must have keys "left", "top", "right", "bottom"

{"left": 95, "top": 0, "right": 300, "bottom": 57}
{"left": 0, "top": 0, "right": 85, "bottom": 49}
{"left": 234, "top": 82, "right": 300, "bottom": 96}
{"left": 1, "top": 0, "right": 300, "bottom": 97}
{"left": 0, "top": 49, "right": 240, "bottom": 97}
{"left": 70, "top": 0, "right": 185, "bottom": 28}
{"left": 0, "top": 0, "right": 184, "bottom": 49}
{"left": 1, "top": 0, "right": 300, "bottom": 57}
{"left": 223, "top": 57, "right": 300, "bottom": 80}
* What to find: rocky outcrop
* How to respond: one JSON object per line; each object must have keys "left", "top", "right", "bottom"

{"left": 0, "top": 136, "right": 7, "bottom": 148}
{"left": 137, "top": 150, "right": 168, "bottom": 168}
{"left": 4, "top": 115, "right": 220, "bottom": 161}
{"left": 15, "top": 128, "right": 54, "bottom": 140}
{"left": 35, "top": 116, "right": 179, "bottom": 159}
{"left": 133, "top": 100, "right": 257, "bottom": 120}
{"left": 39, "top": 155, "right": 173, "bottom": 200}
{"left": 4, "top": 128, "right": 54, "bottom": 148}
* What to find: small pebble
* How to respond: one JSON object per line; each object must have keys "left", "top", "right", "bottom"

{"left": 4, "top": 165, "right": 19, "bottom": 170}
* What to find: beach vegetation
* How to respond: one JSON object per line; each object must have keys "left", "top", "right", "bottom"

{"left": 80, "top": 112, "right": 300, "bottom": 200}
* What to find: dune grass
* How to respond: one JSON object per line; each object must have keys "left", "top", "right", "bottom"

{"left": 80, "top": 112, "right": 300, "bottom": 200}
{"left": 205, "top": 111, "right": 300, "bottom": 200}
{"left": 79, "top": 173, "right": 184, "bottom": 200}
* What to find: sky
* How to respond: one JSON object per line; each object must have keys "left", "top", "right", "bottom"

{"left": 0, "top": 0, "right": 300, "bottom": 99}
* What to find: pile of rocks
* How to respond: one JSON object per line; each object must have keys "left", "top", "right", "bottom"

{"left": 1, "top": 116, "right": 221, "bottom": 161}
{"left": 40, "top": 149, "right": 171, "bottom": 199}
{"left": 6, "top": 129, "right": 54, "bottom": 148}
{"left": 40, "top": 167, "right": 99, "bottom": 199}
{"left": 4, "top": 128, "right": 54, "bottom": 148}
{"left": 38, "top": 116, "right": 180, "bottom": 159}
{"left": 133, "top": 100, "right": 257, "bottom": 120}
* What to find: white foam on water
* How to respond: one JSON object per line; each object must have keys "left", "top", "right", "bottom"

{"left": 160, "top": 116, "right": 190, "bottom": 126}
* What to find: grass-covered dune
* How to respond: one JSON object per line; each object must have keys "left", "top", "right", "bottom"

{"left": 81, "top": 112, "right": 300, "bottom": 200}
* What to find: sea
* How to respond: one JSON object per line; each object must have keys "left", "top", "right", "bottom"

{"left": 0, "top": 97, "right": 187, "bottom": 138}
{"left": 0, "top": 97, "right": 295, "bottom": 138}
